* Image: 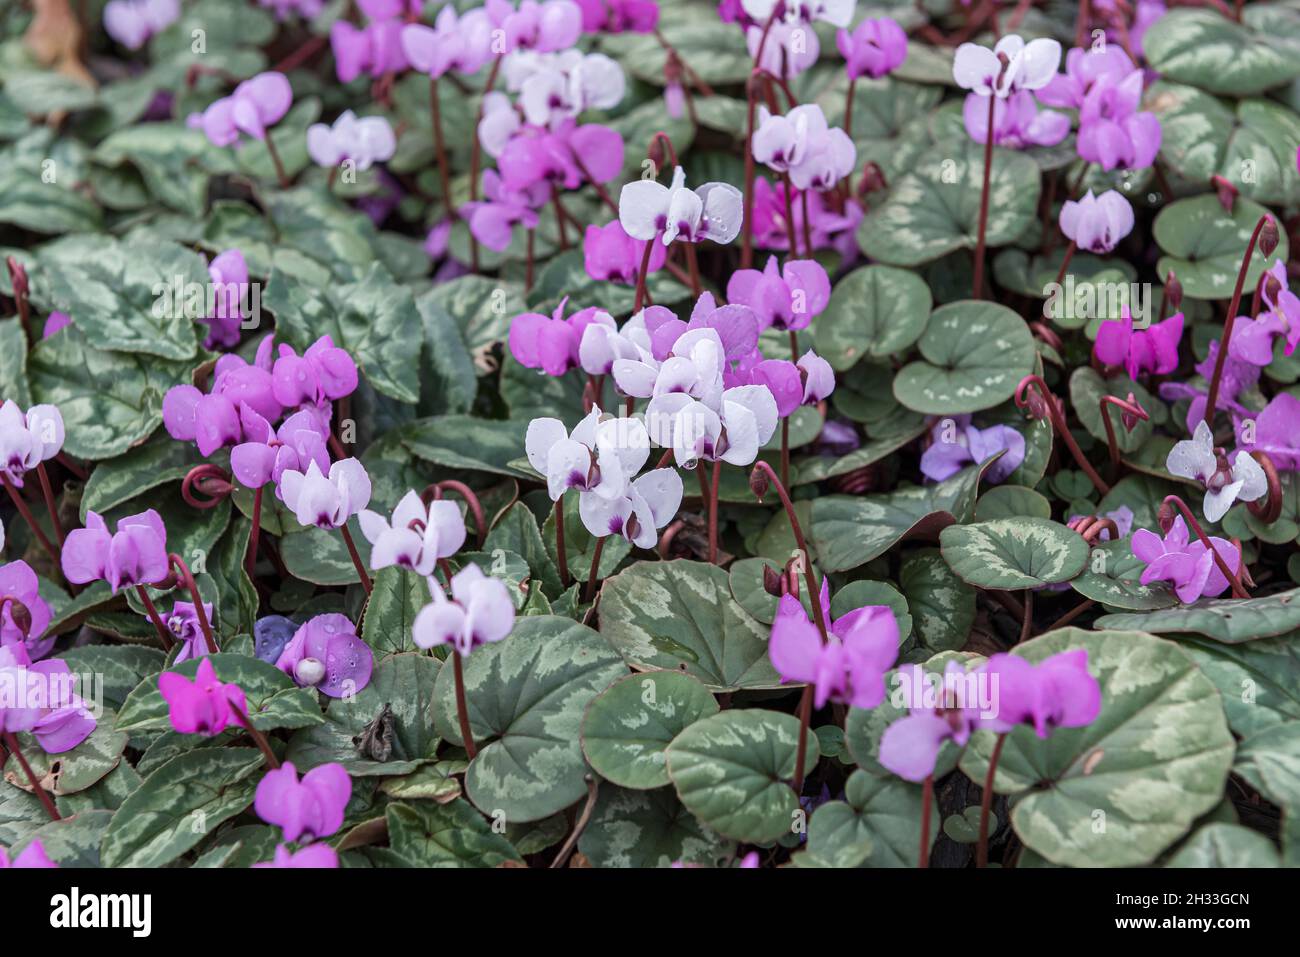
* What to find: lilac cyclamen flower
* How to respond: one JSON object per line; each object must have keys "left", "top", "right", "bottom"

{"left": 279, "top": 459, "right": 372, "bottom": 530}
{"left": 727, "top": 353, "right": 802, "bottom": 417}
{"left": 103, "top": 0, "right": 179, "bottom": 51}
{"left": 981, "top": 649, "right": 1101, "bottom": 738}
{"left": 498, "top": 121, "right": 625, "bottom": 194}
{"left": 1077, "top": 69, "right": 1160, "bottom": 171}
{"left": 255, "top": 844, "right": 340, "bottom": 868}
{"left": 837, "top": 17, "right": 907, "bottom": 80}
{"left": 954, "top": 34, "right": 1062, "bottom": 98}
{"left": 510, "top": 302, "right": 615, "bottom": 376}
{"left": 726, "top": 256, "right": 830, "bottom": 332}
{"left": 751, "top": 177, "right": 862, "bottom": 259}
{"left": 576, "top": 0, "right": 659, "bottom": 33}
{"left": 331, "top": 17, "right": 408, "bottom": 85}
{"left": 163, "top": 337, "right": 282, "bottom": 452}
{"left": 578, "top": 467, "right": 683, "bottom": 548}
{"left": 358, "top": 491, "right": 467, "bottom": 576}
{"left": 461, "top": 169, "right": 545, "bottom": 253}
{"left": 962, "top": 90, "right": 1069, "bottom": 149}
{"left": 272, "top": 335, "right": 359, "bottom": 410}
{"left": 231, "top": 408, "right": 330, "bottom": 493}
{"left": 769, "top": 581, "right": 900, "bottom": 710}
{"left": 584, "top": 221, "right": 666, "bottom": 285}
{"left": 255, "top": 761, "right": 351, "bottom": 843}
{"left": 1232, "top": 261, "right": 1300, "bottom": 364}
{"left": 1159, "top": 340, "right": 1259, "bottom": 434}
{"left": 879, "top": 662, "right": 982, "bottom": 782}
{"left": 619, "top": 166, "right": 744, "bottom": 247}
{"left": 488, "top": 0, "right": 584, "bottom": 54}
{"left": 401, "top": 6, "right": 494, "bottom": 78}
{"left": 62, "top": 510, "right": 168, "bottom": 593}
{"left": 1038, "top": 43, "right": 1137, "bottom": 109}
{"left": 0, "top": 401, "right": 64, "bottom": 488}
{"left": 200, "top": 249, "right": 251, "bottom": 350}
{"left": 194, "top": 72, "right": 294, "bottom": 147}
{"left": 1059, "top": 189, "right": 1133, "bottom": 253}
{"left": 43, "top": 311, "right": 71, "bottom": 338}
{"left": 159, "top": 658, "right": 247, "bottom": 735}
{"left": 0, "top": 646, "right": 96, "bottom": 753}
{"left": 1166, "top": 421, "right": 1266, "bottom": 522}
{"left": 412, "top": 564, "right": 515, "bottom": 655}
{"left": 920, "top": 416, "right": 1025, "bottom": 484}
{"left": 0, "top": 840, "right": 57, "bottom": 868}
{"left": 748, "top": 19, "right": 819, "bottom": 78}
{"left": 306, "top": 111, "right": 396, "bottom": 171}
{"left": 1132, "top": 516, "right": 1241, "bottom": 603}
{"left": 168, "top": 600, "right": 216, "bottom": 666}
{"left": 1238, "top": 393, "right": 1300, "bottom": 471}
{"left": 1093, "top": 310, "right": 1183, "bottom": 381}
{"left": 753, "top": 104, "right": 855, "bottom": 192}
{"left": 275, "top": 614, "right": 373, "bottom": 697}
{"left": 512, "top": 51, "right": 626, "bottom": 127}
{"left": 797, "top": 351, "right": 835, "bottom": 405}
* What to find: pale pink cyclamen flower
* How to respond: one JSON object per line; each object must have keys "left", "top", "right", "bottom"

{"left": 306, "top": 111, "right": 396, "bottom": 171}
{"left": 193, "top": 72, "right": 294, "bottom": 147}
{"left": 619, "top": 166, "right": 744, "bottom": 247}
{"left": 358, "top": 491, "right": 467, "bottom": 576}
{"left": 278, "top": 459, "right": 372, "bottom": 530}
{"left": 953, "top": 34, "right": 1062, "bottom": 98}
{"left": 1059, "top": 189, "right": 1133, "bottom": 253}
{"left": 878, "top": 662, "right": 983, "bottom": 782}
{"left": 103, "top": 0, "right": 179, "bottom": 51}
{"left": 961, "top": 90, "right": 1069, "bottom": 149}
{"left": 1165, "top": 421, "right": 1266, "bottom": 523}
{"left": 0, "top": 401, "right": 63, "bottom": 489}
{"left": 753, "top": 104, "right": 855, "bottom": 192}
{"left": 412, "top": 564, "right": 515, "bottom": 655}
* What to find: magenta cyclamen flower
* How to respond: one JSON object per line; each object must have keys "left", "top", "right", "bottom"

{"left": 1038, "top": 44, "right": 1137, "bottom": 110}
{"left": 726, "top": 256, "right": 830, "bottom": 332}
{"left": 169, "top": 600, "right": 216, "bottom": 666}
{"left": 1093, "top": 310, "right": 1183, "bottom": 381}
{"left": 279, "top": 459, "right": 372, "bottom": 530}
{"left": 498, "top": 122, "right": 625, "bottom": 195}
{"left": 769, "top": 581, "right": 900, "bottom": 710}
{"left": 254, "top": 761, "right": 351, "bottom": 843}
{"left": 1077, "top": 70, "right": 1161, "bottom": 171}
{"left": 510, "top": 301, "right": 615, "bottom": 376}
{"left": 0, "top": 646, "right": 97, "bottom": 753}
{"left": 837, "top": 17, "right": 907, "bottom": 79}
{"left": 962, "top": 90, "right": 1069, "bottom": 149}
{"left": 275, "top": 614, "right": 373, "bottom": 697}
{"left": 201, "top": 248, "right": 250, "bottom": 349}
{"left": 194, "top": 72, "right": 294, "bottom": 147}
{"left": 401, "top": 6, "right": 494, "bottom": 78}
{"left": 0, "top": 560, "right": 53, "bottom": 660}
{"left": 1232, "top": 262, "right": 1300, "bottom": 364}
{"left": 62, "top": 509, "right": 168, "bottom": 593}
{"left": 1132, "top": 516, "right": 1241, "bottom": 603}
{"left": 981, "top": 649, "right": 1101, "bottom": 738}
{"left": 751, "top": 177, "right": 862, "bottom": 259}
{"left": 104, "top": 0, "right": 179, "bottom": 50}
{"left": 164, "top": 339, "right": 281, "bottom": 455}
{"left": 489, "top": 0, "right": 584, "bottom": 53}
{"left": 953, "top": 34, "right": 1061, "bottom": 98}
{"left": 576, "top": 0, "right": 658, "bottom": 33}
{"left": 920, "top": 415, "right": 1025, "bottom": 484}
{"left": 358, "top": 491, "right": 467, "bottom": 576}
{"left": 1238, "top": 393, "right": 1300, "bottom": 471}
{"left": 0, "top": 400, "right": 64, "bottom": 488}
{"left": 878, "top": 662, "right": 982, "bottom": 782}
{"left": 412, "top": 564, "right": 515, "bottom": 655}
{"left": 1059, "top": 189, "right": 1133, "bottom": 253}
{"left": 255, "top": 843, "right": 340, "bottom": 868}
{"left": 230, "top": 408, "right": 330, "bottom": 492}
{"left": 0, "top": 840, "right": 57, "bottom": 868}
{"left": 331, "top": 17, "right": 408, "bottom": 84}
{"left": 584, "top": 221, "right": 666, "bottom": 286}
{"left": 159, "top": 657, "right": 248, "bottom": 736}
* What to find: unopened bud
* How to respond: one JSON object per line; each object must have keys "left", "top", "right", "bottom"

{"left": 1212, "top": 174, "right": 1237, "bottom": 213}
{"left": 749, "top": 466, "right": 769, "bottom": 502}
{"left": 1164, "top": 270, "right": 1182, "bottom": 312}
{"left": 1259, "top": 216, "right": 1279, "bottom": 259}
{"left": 6, "top": 257, "right": 27, "bottom": 299}
{"left": 859, "top": 162, "right": 887, "bottom": 195}
{"left": 4, "top": 600, "right": 31, "bottom": 636}
{"left": 762, "top": 564, "right": 783, "bottom": 597}
{"left": 295, "top": 657, "right": 327, "bottom": 687}
{"left": 1157, "top": 502, "right": 1176, "bottom": 534}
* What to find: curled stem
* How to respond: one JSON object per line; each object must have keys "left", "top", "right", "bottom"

{"left": 167, "top": 554, "right": 218, "bottom": 653}
{"left": 1015, "top": 375, "right": 1111, "bottom": 495}
{"left": 182, "top": 464, "right": 233, "bottom": 509}
{"left": 1245, "top": 451, "right": 1283, "bottom": 525}
{"left": 1160, "top": 495, "right": 1250, "bottom": 600}
{"left": 1099, "top": 393, "right": 1149, "bottom": 468}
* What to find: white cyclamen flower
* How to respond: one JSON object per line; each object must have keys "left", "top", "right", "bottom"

{"left": 279, "top": 458, "right": 372, "bottom": 530}
{"left": 579, "top": 468, "right": 683, "bottom": 548}
{"left": 525, "top": 407, "right": 650, "bottom": 503}
{"left": 358, "top": 490, "right": 467, "bottom": 576}
{"left": 306, "top": 110, "right": 396, "bottom": 170}
{"left": 619, "top": 166, "right": 744, "bottom": 246}
{"left": 953, "top": 34, "right": 1061, "bottom": 98}
{"left": 1166, "top": 420, "right": 1267, "bottom": 523}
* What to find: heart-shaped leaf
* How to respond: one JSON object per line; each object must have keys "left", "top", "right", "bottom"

{"left": 1143, "top": 7, "right": 1300, "bottom": 97}
{"left": 940, "top": 517, "right": 1090, "bottom": 589}
{"left": 814, "top": 264, "right": 932, "bottom": 370}
{"left": 577, "top": 785, "right": 734, "bottom": 868}
{"left": 799, "top": 769, "right": 931, "bottom": 867}
{"left": 1178, "top": 635, "right": 1300, "bottom": 738}
{"left": 900, "top": 549, "right": 977, "bottom": 655}
{"left": 1166, "top": 823, "right": 1280, "bottom": 868}
{"left": 385, "top": 800, "right": 523, "bottom": 868}
{"left": 1154, "top": 195, "right": 1290, "bottom": 300}
{"left": 1096, "top": 588, "right": 1300, "bottom": 643}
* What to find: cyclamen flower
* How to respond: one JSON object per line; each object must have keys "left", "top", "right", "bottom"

{"left": 104, "top": 0, "right": 179, "bottom": 51}
{"left": 1093, "top": 310, "right": 1184, "bottom": 381}
{"left": 254, "top": 615, "right": 297, "bottom": 665}
{"left": 1159, "top": 340, "right": 1258, "bottom": 434}
{"left": 0, "top": 840, "right": 57, "bottom": 868}
{"left": 961, "top": 90, "right": 1069, "bottom": 149}
{"left": 741, "top": 0, "right": 853, "bottom": 27}
{"left": 499, "top": 121, "right": 626, "bottom": 194}
{"left": 726, "top": 256, "right": 830, "bottom": 331}
{"left": 981, "top": 649, "right": 1101, "bottom": 738}
{"left": 412, "top": 564, "right": 515, "bottom": 656}
{"left": 487, "top": 0, "right": 584, "bottom": 54}
{"left": 510, "top": 50, "right": 626, "bottom": 127}
{"left": 646, "top": 385, "right": 779, "bottom": 469}
{"left": 306, "top": 111, "right": 396, "bottom": 171}
{"left": 159, "top": 657, "right": 247, "bottom": 736}
{"left": 275, "top": 614, "right": 373, "bottom": 697}
{"left": 0, "top": 401, "right": 64, "bottom": 488}
{"left": 1059, "top": 189, "right": 1133, "bottom": 254}
{"left": 358, "top": 491, "right": 467, "bottom": 576}
{"left": 201, "top": 249, "right": 251, "bottom": 350}
{"left": 255, "top": 844, "right": 340, "bottom": 868}
{"left": 255, "top": 762, "right": 351, "bottom": 843}
{"left": 331, "top": 17, "right": 408, "bottom": 84}
{"left": 1132, "top": 516, "right": 1241, "bottom": 603}
{"left": 920, "top": 416, "right": 1025, "bottom": 484}
{"left": 272, "top": 335, "right": 359, "bottom": 410}
{"left": 163, "top": 345, "right": 282, "bottom": 458}
{"left": 44, "top": 312, "right": 71, "bottom": 338}
{"left": 1166, "top": 420, "right": 1266, "bottom": 522}
{"left": 619, "top": 166, "right": 743, "bottom": 247}
{"left": 879, "top": 662, "right": 983, "bottom": 782}
{"left": 230, "top": 409, "right": 330, "bottom": 493}
{"left": 169, "top": 600, "right": 215, "bottom": 666}
{"left": 837, "top": 17, "right": 907, "bottom": 80}
{"left": 0, "top": 646, "right": 96, "bottom": 753}
{"left": 194, "top": 72, "right": 293, "bottom": 147}
{"left": 401, "top": 6, "right": 494, "bottom": 78}
{"left": 769, "top": 581, "right": 900, "bottom": 709}
{"left": 748, "top": 19, "right": 819, "bottom": 78}
{"left": 461, "top": 169, "right": 545, "bottom": 253}
{"left": 1076, "top": 69, "right": 1161, "bottom": 171}
{"left": 62, "top": 509, "right": 168, "bottom": 593}
{"left": 797, "top": 351, "right": 835, "bottom": 405}
{"left": 279, "top": 459, "right": 372, "bottom": 530}
{"left": 1038, "top": 43, "right": 1138, "bottom": 110}
{"left": 753, "top": 104, "right": 855, "bottom": 192}
{"left": 579, "top": 467, "right": 683, "bottom": 548}
{"left": 1237, "top": 393, "right": 1300, "bottom": 472}
{"left": 575, "top": 0, "right": 659, "bottom": 33}
{"left": 583, "top": 221, "right": 666, "bottom": 286}
{"left": 526, "top": 406, "right": 647, "bottom": 503}
{"left": 1231, "top": 262, "right": 1300, "bottom": 364}
{"left": 954, "top": 34, "right": 1062, "bottom": 98}
{"left": 510, "top": 301, "right": 616, "bottom": 376}
{"left": 751, "top": 178, "right": 862, "bottom": 259}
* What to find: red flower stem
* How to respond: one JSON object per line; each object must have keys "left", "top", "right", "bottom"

{"left": 1019, "top": 589, "right": 1033, "bottom": 644}
{"left": 34, "top": 464, "right": 64, "bottom": 546}
{"left": 792, "top": 684, "right": 813, "bottom": 796}
{"left": 428, "top": 480, "right": 487, "bottom": 549}
{"left": 182, "top": 464, "right": 233, "bottom": 509}
{"left": 1015, "top": 375, "right": 1111, "bottom": 495}
{"left": 976, "top": 732, "right": 1007, "bottom": 867}
{"left": 551, "top": 183, "right": 569, "bottom": 250}
{"left": 3, "top": 731, "right": 59, "bottom": 821}
{"left": 684, "top": 242, "right": 703, "bottom": 297}
{"left": 780, "top": 418, "right": 790, "bottom": 492}
{"left": 800, "top": 189, "right": 812, "bottom": 258}
{"left": 574, "top": 155, "right": 618, "bottom": 213}
{"left": 429, "top": 76, "right": 453, "bottom": 222}
{"left": 245, "top": 485, "right": 263, "bottom": 582}
{"left": 453, "top": 650, "right": 478, "bottom": 759}
{"left": 632, "top": 233, "right": 657, "bottom": 312}
{"left": 168, "top": 554, "right": 218, "bottom": 654}
{"left": 1161, "top": 495, "right": 1250, "bottom": 599}
{"left": 1, "top": 474, "right": 58, "bottom": 563}
{"left": 1047, "top": 597, "right": 1095, "bottom": 631}
{"left": 972, "top": 92, "right": 997, "bottom": 300}
{"left": 135, "top": 585, "right": 175, "bottom": 650}
{"left": 6, "top": 257, "right": 31, "bottom": 342}
{"left": 467, "top": 54, "right": 504, "bottom": 273}
{"left": 708, "top": 460, "right": 721, "bottom": 565}
{"left": 337, "top": 525, "right": 372, "bottom": 596}
{"left": 55, "top": 453, "right": 88, "bottom": 482}
{"left": 1204, "top": 214, "right": 1272, "bottom": 428}
{"left": 1052, "top": 240, "right": 1076, "bottom": 290}
{"left": 843, "top": 77, "right": 856, "bottom": 139}
{"left": 228, "top": 701, "right": 281, "bottom": 770}
{"left": 328, "top": 432, "right": 347, "bottom": 460}
{"left": 780, "top": 172, "right": 800, "bottom": 255}
{"left": 740, "top": 16, "right": 778, "bottom": 269}
{"left": 263, "top": 134, "right": 290, "bottom": 189}
{"left": 554, "top": 497, "right": 570, "bottom": 587}
{"left": 584, "top": 536, "right": 605, "bottom": 603}
{"left": 750, "top": 461, "right": 829, "bottom": 647}
{"left": 1099, "top": 394, "right": 1149, "bottom": 468}
{"left": 918, "top": 773, "right": 933, "bottom": 868}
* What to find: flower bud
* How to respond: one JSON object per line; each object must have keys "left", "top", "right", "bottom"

{"left": 1164, "top": 269, "right": 1182, "bottom": 312}
{"left": 749, "top": 465, "right": 769, "bottom": 502}
{"left": 1211, "top": 174, "right": 1237, "bottom": 213}
{"left": 762, "top": 563, "right": 783, "bottom": 597}
{"left": 1259, "top": 216, "right": 1279, "bottom": 259}
{"left": 1157, "top": 501, "right": 1176, "bottom": 534}
{"left": 294, "top": 657, "right": 327, "bottom": 687}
